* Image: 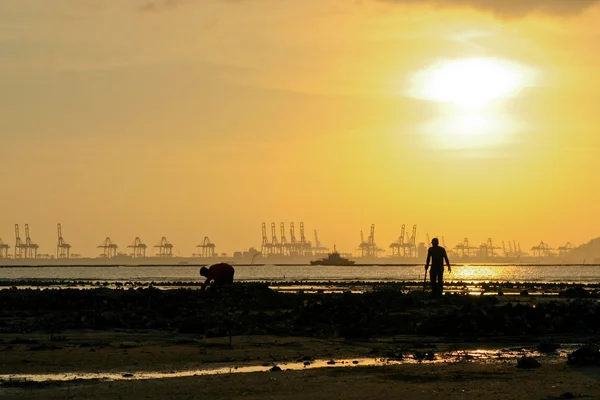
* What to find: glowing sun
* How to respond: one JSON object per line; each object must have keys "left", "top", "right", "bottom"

{"left": 407, "top": 58, "right": 531, "bottom": 109}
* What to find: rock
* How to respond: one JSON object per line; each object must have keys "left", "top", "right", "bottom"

{"left": 520, "top": 290, "right": 529, "bottom": 297}
{"left": 560, "top": 393, "right": 576, "bottom": 399}
{"left": 118, "top": 342, "right": 138, "bottom": 349}
{"left": 537, "top": 342, "right": 560, "bottom": 353}
{"left": 414, "top": 351, "right": 435, "bottom": 361}
{"left": 122, "top": 373, "right": 134, "bottom": 378}
{"left": 567, "top": 344, "right": 600, "bottom": 365}
{"left": 269, "top": 365, "right": 282, "bottom": 372}
{"left": 327, "top": 360, "right": 336, "bottom": 365}
{"left": 517, "top": 356, "right": 541, "bottom": 369}
{"left": 560, "top": 286, "right": 589, "bottom": 298}
{"left": 383, "top": 351, "right": 404, "bottom": 360}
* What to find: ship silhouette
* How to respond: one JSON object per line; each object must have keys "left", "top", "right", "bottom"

{"left": 310, "top": 245, "right": 355, "bottom": 266}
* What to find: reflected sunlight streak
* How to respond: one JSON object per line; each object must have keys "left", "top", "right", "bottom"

{"left": 451, "top": 265, "right": 503, "bottom": 282}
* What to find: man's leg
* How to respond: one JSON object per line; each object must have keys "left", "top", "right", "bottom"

{"left": 429, "top": 269, "right": 438, "bottom": 295}
{"left": 437, "top": 269, "right": 444, "bottom": 296}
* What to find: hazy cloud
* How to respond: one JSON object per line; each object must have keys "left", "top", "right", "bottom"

{"left": 378, "top": 0, "right": 600, "bottom": 18}
{"left": 138, "top": 0, "right": 599, "bottom": 16}
{"left": 139, "top": 0, "right": 186, "bottom": 12}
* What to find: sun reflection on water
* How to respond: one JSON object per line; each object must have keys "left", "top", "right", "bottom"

{"left": 451, "top": 265, "right": 503, "bottom": 282}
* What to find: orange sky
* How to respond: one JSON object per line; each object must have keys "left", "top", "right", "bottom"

{"left": 1, "top": 0, "right": 599, "bottom": 257}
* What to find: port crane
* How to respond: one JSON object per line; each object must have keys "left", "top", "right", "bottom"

{"left": 358, "top": 224, "right": 383, "bottom": 257}
{"left": 557, "top": 242, "right": 575, "bottom": 256}
{"left": 367, "top": 224, "right": 376, "bottom": 257}
{"left": 300, "top": 222, "right": 311, "bottom": 255}
{"left": 197, "top": 236, "right": 216, "bottom": 257}
{"left": 280, "top": 223, "right": 289, "bottom": 256}
{"left": 289, "top": 222, "right": 298, "bottom": 255}
{"left": 271, "top": 223, "right": 280, "bottom": 255}
{"left": 154, "top": 237, "right": 173, "bottom": 257}
{"left": 531, "top": 241, "right": 554, "bottom": 257}
{"left": 14, "top": 224, "right": 26, "bottom": 259}
{"left": 260, "top": 222, "right": 272, "bottom": 255}
{"left": 0, "top": 237, "right": 9, "bottom": 258}
{"left": 24, "top": 224, "right": 39, "bottom": 259}
{"left": 478, "top": 238, "right": 501, "bottom": 258}
{"left": 403, "top": 225, "right": 417, "bottom": 258}
{"left": 98, "top": 237, "right": 118, "bottom": 258}
{"left": 313, "top": 229, "right": 328, "bottom": 255}
{"left": 454, "top": 238, "right": 471, "bottom": 258}
{"left": 128, "top": 237, "right": 147, "bottom": 258}
{"left": 56, "top": 223, "right": 71, "bottom": 259}
{"left": 389, "top": 224, "right": 405, "bottom": 257}
{"left": 358, "top": 230, "right": 369, "bottom": 256}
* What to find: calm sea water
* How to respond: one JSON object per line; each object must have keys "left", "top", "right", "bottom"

{"left": 0, "top": 264, "right": 598, "bottom": 284}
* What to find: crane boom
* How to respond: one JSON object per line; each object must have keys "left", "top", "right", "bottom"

{"left": 300, "top": 222, "right": 306, "bottom": 244}
{"left": 280, "top": 222, "right": 287, "bottom": 244}
{"left": 290, "top": 222, "right": 297, "bottom": 244}
{"left": 261, "top": 222, "right": 268, "bottom": 245}
{"left": 400, "top": 224, "right": 405, "bottom": 245}
{"left": 368, "top": 224, "right": 375, "bottom": 245}
{"left": 15, "top": 224, "right": 21, "bottom": 248}
{"left": 271, "top": 223, "right": 278, "bottom": 245}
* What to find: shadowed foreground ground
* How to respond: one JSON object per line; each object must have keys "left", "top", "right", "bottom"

{"left": 1, "top": 283, "right": 599, "bottom": 399}
{"left": 2, "top": 362, "right": 600, "bottom": 400}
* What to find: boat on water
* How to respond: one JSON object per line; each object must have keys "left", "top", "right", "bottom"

{"left": 310, "top": 246, "right": 355, "bottom": 266}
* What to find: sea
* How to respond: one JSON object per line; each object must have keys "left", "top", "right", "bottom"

{"left": 0, "top": 264, "right": 599, "bottom": 284}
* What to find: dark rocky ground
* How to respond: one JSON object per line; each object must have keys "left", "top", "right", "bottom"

{"left": 1, "top": 283, "right": 600, "bottom": 340}
{"left": 3, "top": 283, "right": 600, "bottom": 399}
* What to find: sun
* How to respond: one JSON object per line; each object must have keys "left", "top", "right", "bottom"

{"left": 407, "top": 58, "right": 530, "bottom": 109}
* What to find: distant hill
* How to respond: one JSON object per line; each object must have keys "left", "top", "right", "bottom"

{"left": 566, "top": 237, "right": 600, "bottom": 263}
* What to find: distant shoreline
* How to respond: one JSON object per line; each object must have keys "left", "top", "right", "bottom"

{"left": 1, "top": 263, "right": 600, "bottom": 268}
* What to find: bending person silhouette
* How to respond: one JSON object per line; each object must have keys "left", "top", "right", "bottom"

{"left": 200, "top": 262, "right": 235, "bottom": 292}
{"left": 425, "top": 238, "right": 451, "bottom": 297}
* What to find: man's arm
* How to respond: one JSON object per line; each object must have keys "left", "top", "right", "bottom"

{"left": 200, "top": 277, "right": 211, "bottom": 291}
{"left": 425, "top": 248, "right": 431, "bottom": 270}
{"left": 443, "top": 249, "right": 451, "bottom": 273}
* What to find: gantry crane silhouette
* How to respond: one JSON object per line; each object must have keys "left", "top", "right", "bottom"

{"left": 128, "top": 237, "right": 147, "bottom": 258}
{"left": 57, "top": 223, "right": 71, "bottom": 259}
{"left": 98, "top": 237, "right": 118, "bottom": 258}
{"left": 154, "top": 237, "right": 173, "bottom": 257}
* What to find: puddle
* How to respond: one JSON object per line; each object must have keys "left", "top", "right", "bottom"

{"left": 0, "top": 346, "right": 575, "bottom": 386}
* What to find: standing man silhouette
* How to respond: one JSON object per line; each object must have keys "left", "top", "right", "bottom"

{"left": 425, "top": 238, "right": 451, "bottom": 297}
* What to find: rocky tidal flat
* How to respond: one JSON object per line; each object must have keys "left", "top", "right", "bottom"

{"left": 1, "top": 283, "right": 600, "bottom": 399}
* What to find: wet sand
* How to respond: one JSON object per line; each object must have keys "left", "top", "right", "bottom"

{"left": 1, "top": 283, "right": 599, "bottom": 398}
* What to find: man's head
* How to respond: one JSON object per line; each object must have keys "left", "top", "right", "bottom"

{"left": 431, "top": 238, "right": 439, "bottom": 246}
{"left": 200, "top": 266, "right": 209, "bottom": 277}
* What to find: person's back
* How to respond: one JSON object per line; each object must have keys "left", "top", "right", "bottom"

{"left": 427, "top": 245, "right": 448, "bottom": 269}
{"left": 425, "top": 238, "right": 450, "bottom": 297}
{"left": 200, "top": 263, "right": 235, "bottom": 291}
